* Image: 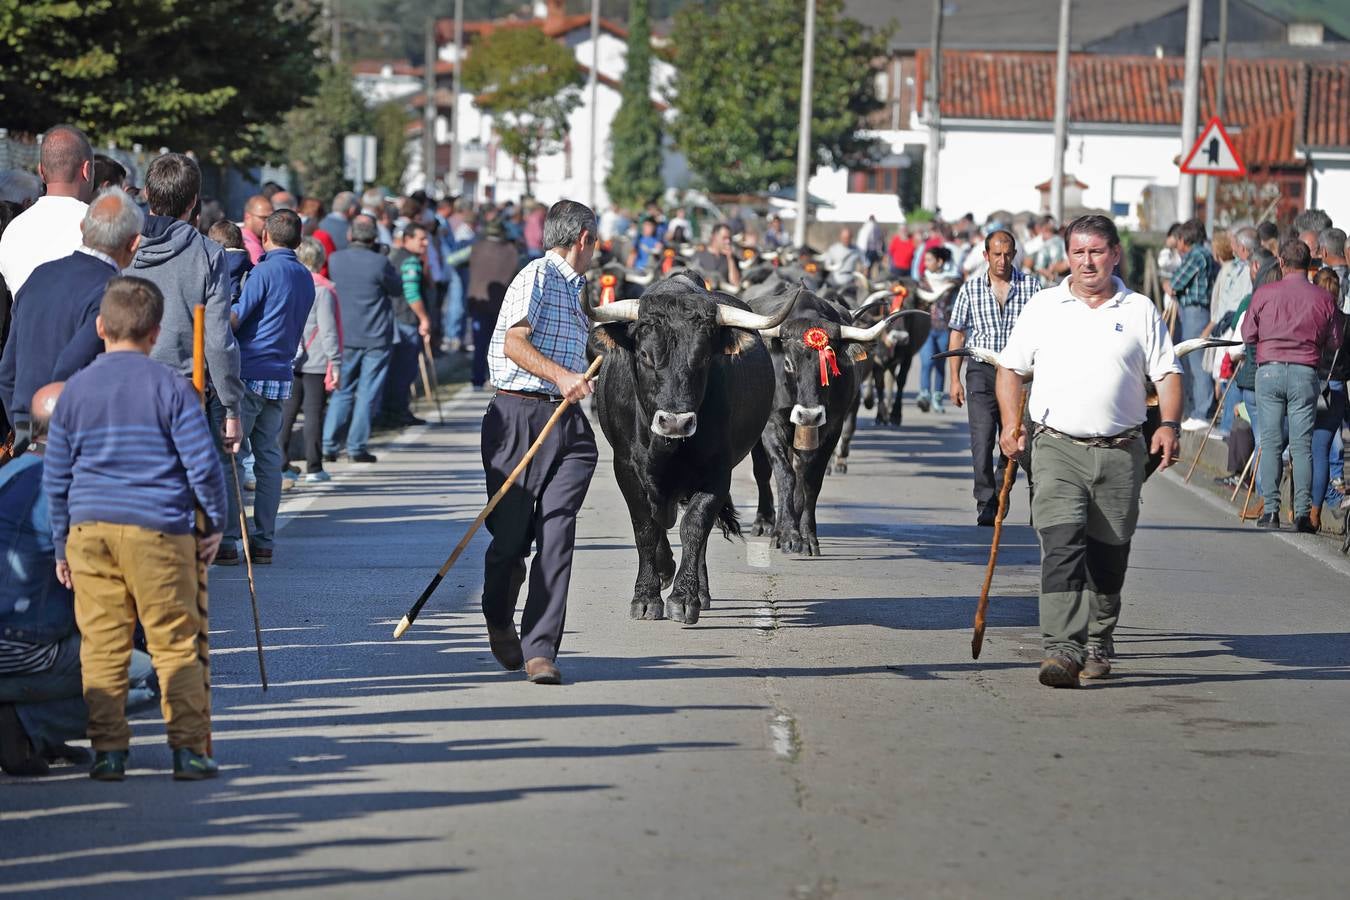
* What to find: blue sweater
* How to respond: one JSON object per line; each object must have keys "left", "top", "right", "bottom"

{"left": 0, "top": 455, "right": 74, "bottom": 644}
{"left": 0, "top": 250, "right": 118, "bottom": 424}
{"left": 231, "top": 248, "right": 316, "bottom": 382}
{"left": 43, "top": 352, "right": 228, "bottom": 560}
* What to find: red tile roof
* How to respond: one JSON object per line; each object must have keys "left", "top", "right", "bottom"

{"left": 913, "top": 51, "right": 1350, "bottom": 167}
{"left": 434, "top": 15, "right": 627, "bottom": 45}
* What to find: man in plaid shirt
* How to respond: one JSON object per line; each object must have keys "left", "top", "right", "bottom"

{"left": 1165, "top": 219, "right": 1216, "bottom": 427}
{"left": 480, "top": 200, "right": 599, "bottom": 685}
{"left": 948, "top": 230, "right": 1041, "bottom": 526}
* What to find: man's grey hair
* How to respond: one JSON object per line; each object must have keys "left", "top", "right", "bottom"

{"left": 81, "top": 188, "right": 145, "bottom": 255}
{"left": 1234, "top": 227, "right": 1258, "bottom": 254}
{"left": 332, "top": 191, "right": 359, "bottom": 216}
{"left": 1293, "top": 208, "right": 1332, "bottom": 234}
{"left": 360, "top": 187, "right": 385, "bottom": 211}
{"left": 0, "top": 169, "right": 42, "bottom": 205}
{"left": 1318, "top": 227, "right": 1346, "bottom": 259}
{"left": 350, "top": 213, "right": 378, "bottom": 244}
{"left": 295, "top": 236, "right": 327, "bottom": 273}
{"left": 543, "top": 199, "right": 597, "bottom": 251}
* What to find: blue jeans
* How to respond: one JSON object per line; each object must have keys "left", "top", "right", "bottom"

{"left": 443, "top": 269, "right": 467, "bottom": 345}
{"left": 1312, "top": 381, "right": 1346, "bottom": 508}
{"left": 323, "top": 346, "right": 391, "bottom": 455}
{"left": 1256, "top": 362, "right": 1319, "bottom": 516}
{"left": 0, "top": 632, "right": 153, "bottom": 756}
{"left": 1178, "top": 305, "right": 1214, "bottom": 419}
{"left": 212, "top": 389, "right": 286, "bottom": 549}
{"left": 919, "top": 328, "right": 949, "bottom": 396}
{"left": 1219, "top": 377, "right": 1241, "bottom": 433}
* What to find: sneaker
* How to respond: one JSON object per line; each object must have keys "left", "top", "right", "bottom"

{"left": 303, "top": 470, "right": 332, "bottom": 484}
{"left": 249, "top": 543, "right": 273, "bottom": 565}
{"left": 214, "top": 543, "right": 240, "bottom": 566}
{"left": 172, "top": 747, "right": 218, "bottom": 781}
{"left": 243, "top": 474, "right": 257, "bottom": 492}
{"left": 915, "top": 392, "right": 931, "bottom": 413}
{"left": 1037, "top": 653, "right": 1081, "bottom": 688}
{"left": 89, "top": 749, "right": 128, "bottom": 781}
{"left": 1294, "top": 515, "right": 1317, "bottom": 534}
{"left": 1180, "top": 417, "right": 1209, "bottom": 432}
{"left": 283, "top": 466, "right": 301, "bottom": 479}
{"left": 931, "top": 396, "right": 946, "bottom": 414}
{"left": 349, "top": 451, "right": 378, "bottom": 464}
{"left": 1206, "top": 428, "right": 1229, "bottom": 441}
{"left": 399, "top": 414, "right": 427, "bottom": 427}
{"left": 322, "top": 451, "right": 339, "bottom": 463}
{"left": 1255, "top": 512, "right": 1281, "bottom": 530}
{"left": 1213, "top": 474, "right": 1239, "bottom": 488}
{"left": 1082, "top": 645, "right": 1112, "bottom": 679}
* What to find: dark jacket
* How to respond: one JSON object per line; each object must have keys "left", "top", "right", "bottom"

{"left": 0, "top": 250, "right": 118, "bottom": 425}
{"left": 0, "top": 455, "right": 74, "bottom": 644}
{"left": 317, "top": 212, "right": 351, "bottom": 253}
{"left": 232, "top": 248, "right": 316, "bottom": 382}
{"left": 467, "top": 237, "right": 521, "bottom": 317}
{"left": 328, "top": 243, "right": 400, "bottom": 349}
{"left": 223, "top": 248, "right": 253, "bottom": 303}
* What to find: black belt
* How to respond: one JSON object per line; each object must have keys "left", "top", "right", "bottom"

{"left": 1034, "top": 423, "right": 1141, "bottom": 449}
{"left": 496, "top": 388, "right": 564, "bottom": 402}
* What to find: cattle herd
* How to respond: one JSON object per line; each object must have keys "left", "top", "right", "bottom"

{"left": 582, "top": 239, "right": 938, "bottom": 624}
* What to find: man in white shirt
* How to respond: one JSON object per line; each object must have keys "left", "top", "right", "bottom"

{"left": 0, "top": 125, "right": 94, "bottom": 296}
{"left": 996, "top": 215, "right": 1182, "bottom": 688}
{"left": 822, "top": 227, "right": 863, "bottom": 289}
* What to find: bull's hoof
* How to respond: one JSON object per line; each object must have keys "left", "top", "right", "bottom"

{"left": 888, "top": 412, "right": 903, "bottom": 427}
{"left": 667, "top": 597, "right": 700, "bottom": 625}
{"left": 862, "top": 394, "right": 875, "bottom": 410}
{"left": 630, "top": 599, "right": 665, "bottom": 620}
{"left": 834, "top": 459, "right": 848, "bottom": 474}
{"left": 751, "top": 516, "right": 773, "bottom": 537}
{"left": 799, "top": 536, "right": 821, "bottom": 556}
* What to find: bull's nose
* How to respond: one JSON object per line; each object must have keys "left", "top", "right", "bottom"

{"left": 790, "top": 405, "right": 827, "bottom": 427}
{"left": 652, "top": 410, "right": 698, "bottom": 437}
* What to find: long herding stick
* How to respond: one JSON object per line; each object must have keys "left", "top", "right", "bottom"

{"left": 972, "top": 390, "right": 1030, "bottom": 660}
{"left": 423, "top": 334, "right": 444, "bottom": 423}
{"left": 192, "top": 306, "right": 214, "bottom": 754}
{"left": 417, "top": 348, "right": 436, "bottom": 406}
{"left": 1240, "top": 447, "right": 1262, "bottom": 519}
{"left": 1184, "top": 360, "right": 1242, "bottom": 484}
{"left": 227, "top": 451, "right": 269, "bottom": 690}
{"left": 1230, "top": 447, "right": 1256, "bottom": 503}
{"left": 393, "top": 355, "right": 603, "bottom": 639}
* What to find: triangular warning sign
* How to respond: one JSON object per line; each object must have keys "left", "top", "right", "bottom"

{"left": 1180, "top": 117, "right": 1246, "bottom": 176}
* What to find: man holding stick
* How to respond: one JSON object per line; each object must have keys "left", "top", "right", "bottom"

{"left": 996, "top": 216, "right": 1182, "bottom": 687}
{"left": 480, "top": 200, "right": 599, "bottom": 685}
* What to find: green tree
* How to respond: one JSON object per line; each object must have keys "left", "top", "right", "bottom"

{"left": 0, "top": 0, "right": 320, "bottom": 165}
{"left": 373, "top": 102, "right": 412, "bottom": 192}
{"left": 282, "top": 65, "right": 373, "bottom": 204}
{"left": 461, "top": 26, "right": 584, "bottom": 196}
{"left": 668, "top": 0, "right": 888, "bottom": 194}
{"left": 605, "top": 0, "right": 665, "bottom": 210}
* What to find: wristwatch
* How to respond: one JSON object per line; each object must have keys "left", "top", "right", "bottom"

{"left": 1159, "top": 420, "right": 1181, "bottom": 433}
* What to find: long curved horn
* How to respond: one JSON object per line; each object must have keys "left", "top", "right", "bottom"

{"left": 627, "top": 270, "right": 654, "bottom": 285}
{"left": 852, "top": 270, "right": 871, "bottom": 296}
{"left": 717, "top": 290, "right": 798, "bottom": 330}
{"left": 932, "top": 346, "right": 1002, "bottom": 366}
{"left": 581, "top": 284, "right": 641, "bottom": 323}
{"left": 1175, "top": 337, "right": 1241, "bottom": 358}
{"left": 838, "top": 308, "right": 927, "bottom": 343}
{"left": 849, "top": 289, "right": 895, "bottom": 320}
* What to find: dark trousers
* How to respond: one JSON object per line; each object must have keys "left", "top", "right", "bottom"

{"left": 469, "top": 307, "right": 496, "bottom": 387}
{"left": 965, "top": 361, "right": 1022, "bottom": 507}
{"left": 480, "top": 394, "right": 597, "bottom": 662}
{"left": 281, "top": 372, "right": 328, "bottom": 472}
{"left": 382, "top": 321, "right": 422, "bottom": 421}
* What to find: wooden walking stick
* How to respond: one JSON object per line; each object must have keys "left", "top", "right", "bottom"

{"left": 1240, "top": 447, "right": 1262, "bottom": 519}
{"left": 1184, "top": 360, "right": 1242, "bottom": 484}
{"left": 423, "top": 334, "right": 445, "bottom": 423}
{"left": 972, "top": 389, "right": 1030, "bottom": 660}
{"left": 227, "top": 451, "right": 269, "bottom": 690}
{"left": 1231, "top": 447, "right": 1256, "bottom": 502}
{"left": 191, "top": 306, "right": 215, "bottom": 754}
{"left": 393, "top": 355, "right": 603, "bottom": 639}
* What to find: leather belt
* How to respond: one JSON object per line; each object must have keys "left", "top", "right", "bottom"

{"left": 1034, "top": 423, "right": 1141, "bottom": 449}
{"left": 496, "top": 388, "right": 564, "bottom": 402}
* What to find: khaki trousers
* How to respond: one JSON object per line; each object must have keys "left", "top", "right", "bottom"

{"left": 68, "top": 522, "right": 211, "bottom": 753}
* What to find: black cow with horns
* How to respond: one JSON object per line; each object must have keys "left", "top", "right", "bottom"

{"left": 584, "top": 271, "right": 798, "bottom": 624}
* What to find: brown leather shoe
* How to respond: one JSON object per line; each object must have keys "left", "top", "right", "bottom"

{"left": 1038, "top": 653, "right": 1081, "bottom": 688}
{"left": 525, "top": 657, "right": 562, "bottom": 685}
{"left": 486, "top": 624, "right": 524, "bottom": 671}
{"left": 1309, "top": 506, "right": 1322, "bottom": 532}
{"left": 1239, "top": 498, "right": 1265, "bottom": 520}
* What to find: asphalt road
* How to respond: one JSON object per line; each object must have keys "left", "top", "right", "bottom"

{"left": 2, "top": 385, "right": 1348, "bottom": 900}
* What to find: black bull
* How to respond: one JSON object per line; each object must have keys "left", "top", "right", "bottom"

{"left": 746, "top": 290, "right": 901, "bottom": 556}
{"left": 584, "top": 273, "right": 797, "bottom": 625}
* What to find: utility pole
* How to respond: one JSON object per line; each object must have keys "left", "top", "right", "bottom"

{"left": 1177, "top": 0, "right": 1203, "bottom": 221}
{"left": 587, "top": 0, "right": 600, "bottom": 209}
{"left": 792, "top": 0, "right": 816, "bottom": 248}
{"left": 922, "top": 0, "right": 943, "bottom": 213}
{"left": 449, "top": 0, "right": 464, "bottom": 198}
{"left": 1050, "top": 0, "right": 1072, "bottom": 223}
{"left": 1204, "top": 0, "right": 1229, "bottom": 229}
{"left": 423, "top": 16, "right": 437, "bottom": 194}
{"left": 326, "top": 0, "right": 340, "bottom": 65}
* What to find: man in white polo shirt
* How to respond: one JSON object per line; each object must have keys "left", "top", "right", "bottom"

{"left": 0, "top": 125, "right": 94, "bottom": 296}
{"left": 996, "top": 215, "right": 1182, "bottom": 688}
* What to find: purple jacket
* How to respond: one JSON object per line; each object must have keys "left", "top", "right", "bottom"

{"left": 1241, "top": 272, "right": 1341, "bottom": 367}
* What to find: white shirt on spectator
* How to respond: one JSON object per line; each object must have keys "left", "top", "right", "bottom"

{"left": 0, "top": 195, "right": 88, "bottom": 295}
{"left": 1000, "top": 275, "right": 1181, "bottom": 437}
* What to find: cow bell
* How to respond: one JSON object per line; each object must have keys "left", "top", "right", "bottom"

{"left": 793, "top": 424, "right": 820, "bottom": 451}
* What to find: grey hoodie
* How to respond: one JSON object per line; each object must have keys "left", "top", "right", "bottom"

{"left": 132, "top": 215, "right": 243, "bottom": 415}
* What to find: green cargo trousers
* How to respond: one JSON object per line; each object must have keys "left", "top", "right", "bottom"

{"left": 1029, "top": 431, "right": 1146, "bottom": 665}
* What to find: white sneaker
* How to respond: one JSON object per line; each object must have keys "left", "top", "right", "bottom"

{"left": 1206, "top": 428, "right": 1229, "bottom": 441}
{"left": 303, "top": 471, "right": 332, "bottom": 483}
{"left": 1180, "top": 418, "right": 1209, "bottom": 432}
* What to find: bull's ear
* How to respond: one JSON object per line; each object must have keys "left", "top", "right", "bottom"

{"left": 590, "top": 323, "right": 635, "bottom": 356}
{"left": 844, "top": 342, "right": 869, "bottom": 364}
{"left": 721, "top": 327, "right": 758, "bottom": 357}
